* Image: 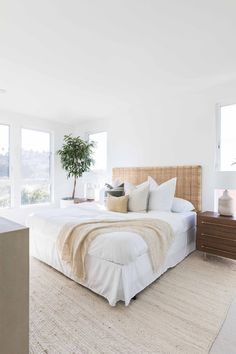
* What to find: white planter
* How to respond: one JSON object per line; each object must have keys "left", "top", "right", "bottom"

{"left": 60, "top": 198, "right": 74, "bottom": 208}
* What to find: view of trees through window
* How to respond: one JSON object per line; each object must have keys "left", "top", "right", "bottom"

{"left": 0, "top": 124, "right": 10, "bottom": 208}
{"left": 21, "top": 128, "right": 51, "bottom": 205}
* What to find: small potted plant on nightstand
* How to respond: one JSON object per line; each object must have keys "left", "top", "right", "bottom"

{"left": 57, "top": 134, "right": 95, "bottom": 208}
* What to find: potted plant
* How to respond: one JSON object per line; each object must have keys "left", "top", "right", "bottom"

{"left": 57, "top": 134, "right": 95, "bottom": 207}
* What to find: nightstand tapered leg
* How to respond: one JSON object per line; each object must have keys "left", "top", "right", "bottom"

{"left": 203, "top": 252, "right": 207, "bottom": 261}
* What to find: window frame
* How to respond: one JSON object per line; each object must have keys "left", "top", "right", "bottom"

{"left": 20, "top": 126, "right": 54, "bottom": 207}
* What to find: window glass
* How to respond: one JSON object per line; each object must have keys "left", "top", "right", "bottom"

{"left": 21, "top": 129, "right": 51, "bottom": 205}
{"left": 0, "top": 124, "right": 10, "bottom": 208}
{"left": 0, "top": 183, "right": 10, "bottom": 208}
{"left": 0, "top": 124, "right": 9, "bottom": 178}
{"left": 215, "top": 104, "right": 236, "bottom": 211}
{"left": 21, "top": 183, "right": 50, "bottom": 205}
{"left": 21, "top": 129, "right": 50, "bottom": 179}
{"left": 219, "top": 104, "right": 236, "bottom": 171}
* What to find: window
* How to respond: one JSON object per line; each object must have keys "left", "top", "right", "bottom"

{"left": 21, "top": 128, "right": 51, "bottom": 205}
{"left": 217, "top": 104, "right": 236, "bottom": 171}
{"left": 215, "top": 104, "right": 236, "bottom": 212}
{"left": 0, "top": 124, "right": 10, "bottom": 208}
{"left": 89, "top": 132, "right": 107, "bottom": 170}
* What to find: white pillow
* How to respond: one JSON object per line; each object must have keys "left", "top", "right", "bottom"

{"left": 148, "top": 178, "right": 177, "bottom": 211}
{"left": 124, "top": 181, "right": 134, "bottom": 193}
{"left": 126, "top": 181, "right": 149, "bottom": 212}
{"left": 124, "top": 180, "right": 148, "bottom": 193}
{"left": 171, "top": 197, "right": 195, "bottom": 212}
{"left": 148, "top": 176, "right": 158, "bottom": 190}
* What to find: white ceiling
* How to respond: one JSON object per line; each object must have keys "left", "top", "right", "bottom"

{"left": 1, "top": 0, "right": 236, "bottom": 123}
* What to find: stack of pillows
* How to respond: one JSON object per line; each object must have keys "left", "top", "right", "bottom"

{"left": 105, "top": 176, "right": 195, "bottom": 213}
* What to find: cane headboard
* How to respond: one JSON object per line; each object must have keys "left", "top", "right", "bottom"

{"left": 112, "top": 165, "right": 202, "bottom": 212}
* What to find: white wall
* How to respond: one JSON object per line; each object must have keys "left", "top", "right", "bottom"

{"left": 0, "top": 110, "right": 73, "bottom": 224}
{"left": 75, "top": 88, "right": 233, "bottom": 211}
{"left": 1, "top": 80, "right": 235, "bottom": 220}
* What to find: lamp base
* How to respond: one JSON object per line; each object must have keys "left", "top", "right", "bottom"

{"left": 218, "top": 189, "right": 234, "bottom": 216}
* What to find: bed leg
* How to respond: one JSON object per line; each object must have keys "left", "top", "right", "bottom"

{"left": 132, "top": 296, "right": 137, "bottom": 300}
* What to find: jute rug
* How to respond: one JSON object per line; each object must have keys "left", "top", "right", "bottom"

{"left": 30, "top": 252, "right": 236, "bottom": 354}
{"left": 209, "top": 297, "right": 236, "bottom": 354}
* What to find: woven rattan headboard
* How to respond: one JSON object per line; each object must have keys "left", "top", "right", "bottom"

{"left": 112, "top": 165, "right": 202, "bottom": 212}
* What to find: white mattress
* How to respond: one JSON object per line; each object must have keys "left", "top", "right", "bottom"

{"left": 28, "top": 203, "right": 196, "bottom": 306}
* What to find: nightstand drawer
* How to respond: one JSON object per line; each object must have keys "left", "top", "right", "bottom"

{"left": 198, "top": 217, "right": 236, "bottom": 230}
{"left": 198, "top": 225, "right": 236, "bottom": 239}
{"left": 197, "top": 244, "right": 236, "bottom": 260}
{"left": 198, "top": 234, "right": 236, "bottom": 250}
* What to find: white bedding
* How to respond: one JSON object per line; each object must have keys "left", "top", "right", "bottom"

{"left": 28, "top": 202, "right": 196, "bottom": 306}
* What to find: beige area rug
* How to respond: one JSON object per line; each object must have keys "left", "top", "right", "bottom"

{"left": 30, "top": 252, "right": 236, "bottom": 354}
{"left": 209, "top": 296, "right": 236, "bottom": 354}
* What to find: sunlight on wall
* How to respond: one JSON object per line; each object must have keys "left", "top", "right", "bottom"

{"left": 89, "top": 131, "right": 107, "bottom": 171}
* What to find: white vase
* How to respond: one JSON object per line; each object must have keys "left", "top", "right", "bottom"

{"left": 218, "top": 190, "right": 234, "bottom": 216}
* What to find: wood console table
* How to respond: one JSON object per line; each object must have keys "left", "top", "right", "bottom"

{"left": 0, "top": 217, "right": 29, "bottom": 354}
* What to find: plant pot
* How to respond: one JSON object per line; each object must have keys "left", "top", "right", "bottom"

{"left": 60, "top": 198, "right": 74, "bottom": 208}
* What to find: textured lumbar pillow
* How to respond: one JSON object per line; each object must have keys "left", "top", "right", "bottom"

{"left": 148, "top": 178, "right": 177, "bottom": 211}
{"left": 126, "top": 181, "right": 149, "bottom": 212}
{"left": 106, "top": 195, "right": 129, "bottom": 213}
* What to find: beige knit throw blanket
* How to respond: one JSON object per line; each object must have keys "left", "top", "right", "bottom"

{"left": 57, "top": 218, "right": 174, "bottom": 281}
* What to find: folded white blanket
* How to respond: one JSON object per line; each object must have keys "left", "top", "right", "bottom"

{"left": 57, "top": 218, "right": 174, "bottom": 280}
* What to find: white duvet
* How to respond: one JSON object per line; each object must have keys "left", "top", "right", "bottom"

{"left": 28, "top": 202, "right": 194, "bottom": 265}
{"left": 28, "top": 202, "right": 196, "bottom": 305}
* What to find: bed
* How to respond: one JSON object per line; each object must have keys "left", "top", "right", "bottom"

{"left": 28, "top": 165, "right": 202, "bottom": 306}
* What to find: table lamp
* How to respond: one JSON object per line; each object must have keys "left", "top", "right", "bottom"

{"left": 215, "top": 171, "right": 236, "bottom": 216}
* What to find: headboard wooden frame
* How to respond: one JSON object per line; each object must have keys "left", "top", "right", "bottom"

{"left": 112, "top": 165, "right": 202, "bottom": 212}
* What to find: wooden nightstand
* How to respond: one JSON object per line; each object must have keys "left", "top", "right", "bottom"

{"left": 197, "top": 211, "right": 236, "bottom": 260}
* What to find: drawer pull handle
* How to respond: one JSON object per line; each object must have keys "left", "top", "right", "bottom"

{"left": 201, "top": 233, "right": 236, "bottom": 241}
{"left": 201, "top": 221, "right": 236, "bottom": 229}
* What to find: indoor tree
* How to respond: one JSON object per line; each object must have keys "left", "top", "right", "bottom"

{"left": 57, "top": 135, "right": 95, "bottom": 200}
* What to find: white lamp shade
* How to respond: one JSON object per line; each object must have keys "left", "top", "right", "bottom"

{"left": 215, "top": 171, "right": 236, "bottom": 190}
